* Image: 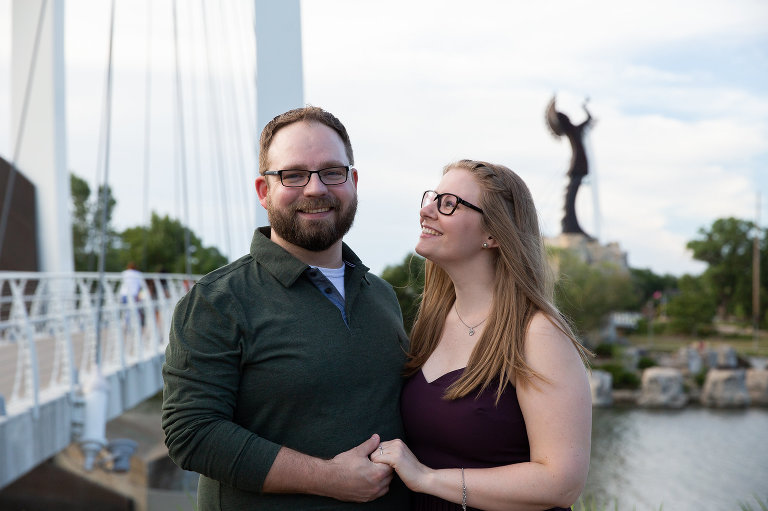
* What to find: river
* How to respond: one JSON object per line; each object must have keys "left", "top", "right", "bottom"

{"left": 580, "top": 407, "right": 768, "bottom": 510}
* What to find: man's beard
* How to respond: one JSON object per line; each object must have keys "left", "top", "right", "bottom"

{"left": 266, "top": 194, "right": 358, "bottom": 252}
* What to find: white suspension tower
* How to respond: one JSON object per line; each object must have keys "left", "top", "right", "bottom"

{"left": 11, "top": 0, "right": 72, "bottom": 273}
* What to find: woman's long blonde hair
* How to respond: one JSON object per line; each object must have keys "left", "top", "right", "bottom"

{"left": 406, "top": 160, "right": 590, "bottom": 403}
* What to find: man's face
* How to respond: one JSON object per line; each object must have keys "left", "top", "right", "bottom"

{"left": 257, "top": 121, "right": 358, "bottom": 252}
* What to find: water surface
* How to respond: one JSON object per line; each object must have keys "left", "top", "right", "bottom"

{"left": 581, "top": 407, "right": 768, "bottom": 510}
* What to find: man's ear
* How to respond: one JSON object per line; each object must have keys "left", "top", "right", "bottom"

{"left": 351, "top": 167, "right": 359, "bottom": 188}
{"left": 255, "top": 176, "right": 269, "bottom": 208}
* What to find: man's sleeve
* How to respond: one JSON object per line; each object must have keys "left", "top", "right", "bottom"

{"left": 161, "top": 285, "right": 282, "bottom": 492}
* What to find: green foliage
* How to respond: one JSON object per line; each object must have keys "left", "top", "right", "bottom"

{"left": 593, "top": 343, "right": 614, "bottom": 358}
{"left": 70, "top": 172, "right": 121, "bottom": 271}
{"left": 595, "top": 362, "right": 640, "bottom": 389}
{"left": 687, "top": 217, "right": 767, "bottom": 323}
{"left": 121, "top": 213, "right": 227, "bottom": 275}
{"left": 637, "top": 356, "right": 657, "bottom": 370}
{"left": 552, "top": 248, "right": 639, "bottom": 338}
{"left": 739, "top": 494, "right": 768, "bottom": 511}
{"left": 666, "top": 274, "right": 716, "bottom": 336}
{"left": 694, "top": 368, "right": 708, "bottom": 388}
{"left": 629, "top": 267, "right": 678, "bottom": 304}
{"left": 380, "top": 253, "right": 425, "bottom": 333}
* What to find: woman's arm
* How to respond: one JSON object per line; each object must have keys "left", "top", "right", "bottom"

{"left": 375, "top": 312, "right": 592, "bottom": 510}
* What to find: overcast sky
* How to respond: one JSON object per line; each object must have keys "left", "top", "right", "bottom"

{"left": 1, "top": 0, "right": 767, "bottom": 277}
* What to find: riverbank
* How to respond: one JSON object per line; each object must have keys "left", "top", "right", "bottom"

{"left": 589, "top": 335, "right": 768, "bottom": 408}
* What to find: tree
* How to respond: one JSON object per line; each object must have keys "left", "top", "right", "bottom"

{"left": 552, "top": 248, "right": 639, "bottom": 339}
{"left": 120, "top": 212, "right": 227, "bottom": 275}
{"left": 380, "top": 253, "right": 425, "bottom": 334}
{"left": 70, "top": 173, "right": 121, "bottom": 271}
{"left": 629, "top": 267, "right": 678, "bottom": 304}
{"left": 687, "top": 217, "right": 765, "bottom": 321}
{"left": 666, "top": 274, "right": 716, "bottom": 336}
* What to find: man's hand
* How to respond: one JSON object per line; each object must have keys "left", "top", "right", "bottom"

{"left": 262, "top": 434, "right": 394, "bottom": 502}
{"left": 322, "top": 434, "right": 394, "bottom": 502}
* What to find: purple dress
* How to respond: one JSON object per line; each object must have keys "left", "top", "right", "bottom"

{"left": 401, "top": 368, "right": 569, "bottom": 511}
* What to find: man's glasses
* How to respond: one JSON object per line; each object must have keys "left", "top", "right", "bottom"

{"left": 263, "top": 166, "right": 351, "bottom": 187}
{"left": 421, "top": 190, "right": 484, "bottom": 216}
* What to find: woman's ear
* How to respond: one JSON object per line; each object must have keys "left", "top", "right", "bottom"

{"left": 485, "top": 235, "right": 499, "bottom": 249}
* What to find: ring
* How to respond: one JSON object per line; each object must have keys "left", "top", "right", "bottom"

{"left": 379, "top": 446, "right": 384, "bottom": 456}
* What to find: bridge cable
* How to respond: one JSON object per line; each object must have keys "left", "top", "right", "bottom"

{"left": 214, "top": 4, "right": 253, "bottom": 241}
{"left": 172, "top": 0, "right": 192, "bottom": 276}
{"left": 207, "top": 5, "right": 246, "bottom": 251}
{"left": 94, "top": 0, "right": 118, "bottom": 370}
{"left": 200, "top": 0, "right": 232, "bottom": 259}
{"left": 0, "top": 0, "right": 48, "bottom": 264}
{"left": 141, "top": 0, "right": 153, "bottom": 271}
{"left": 184, "top": 3, "right": 206, "bottom": 245}
{"left": 227, "top": 1, "right": 259, "bottom": 235}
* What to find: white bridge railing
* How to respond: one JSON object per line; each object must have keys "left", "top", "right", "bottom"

{"left": 0, "top": 271, "right": 197, "bottom": 488}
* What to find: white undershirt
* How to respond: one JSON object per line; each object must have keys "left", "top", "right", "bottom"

{"left": 314, "top": 264, "right": 346, "bottom": 300}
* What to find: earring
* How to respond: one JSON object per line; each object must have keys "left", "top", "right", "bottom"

{"left": 482, "top": 242, "right": 488, "bottom": 248}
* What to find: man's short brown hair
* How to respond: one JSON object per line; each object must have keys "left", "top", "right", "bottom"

{"left": 258, "top": 105, "right": 354, "bottom": 173}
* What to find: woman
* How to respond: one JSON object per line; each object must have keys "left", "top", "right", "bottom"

{"left": 373, "top": 160, "right": 592, "bottom": 510}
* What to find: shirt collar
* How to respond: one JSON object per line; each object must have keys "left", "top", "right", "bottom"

{"left": 250, "top": 227, "right": 368, "bottom": 287}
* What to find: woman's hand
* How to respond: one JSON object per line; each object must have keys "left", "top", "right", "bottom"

{"left": 372, "top": 439, "right": 433, "bottom": 493}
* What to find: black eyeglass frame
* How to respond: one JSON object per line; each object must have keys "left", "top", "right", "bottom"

{"left": 422, "top": 190, "right": 484, "bottom": 215}
{"left": 263, "top": 166, "right": 352, "bottom": 187}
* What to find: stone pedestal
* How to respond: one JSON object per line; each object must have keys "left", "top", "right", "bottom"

{"left": 746, "top": 369, "right": 768, "bottom": 406}
{"left": 700, "top": 369, "right": 750, "bottom": 407}
{"left": 589, "top": 370, "right": 613, "bottom": 407}
{"left": 545, "top": 233, "right": 628, "bottom": 272}
{"left": 638, "top": 367, "right": 687, "bottom": 408}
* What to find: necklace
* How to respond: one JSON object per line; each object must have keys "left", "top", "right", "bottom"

{"left": 454, "top": 306, "right": 488, "bottom": 336}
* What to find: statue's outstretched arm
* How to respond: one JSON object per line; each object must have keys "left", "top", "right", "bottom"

{"left": 546, "top": 96, "right": 565, "bottom": 137}
{"left": 580, "top": 98, "right": 593, "bottom": 127}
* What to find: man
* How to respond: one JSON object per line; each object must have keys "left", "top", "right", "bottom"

{"left": 119, "top": 261, "right": 145, "bottom": 326}
{"left": 162, "top": 106, "right": 410, "bottom": 510}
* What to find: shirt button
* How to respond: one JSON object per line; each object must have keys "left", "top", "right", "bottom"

{"left": 309, "top": 270, "right": 317, "bottom": 276}
{"left": 324, "top": 287, "right": 332, "bottom": 294}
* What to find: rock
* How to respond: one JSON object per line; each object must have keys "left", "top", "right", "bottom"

{"left": 746, "top": 369, "right": 768, "bottom": 406}
{"left": 702, "top": 349, "right": 719, "bottom": 368}
{"left": 637, "top": 367, "right": 687, "bottom": 408}
{"left": 678, "top": 346, "right": 703, "bottom": 373}
{"left": 715, "top": 346, "right": 738, "bottom": 368}
{"left": 620, "top": 347, "right": 640, "bottom": 372}
{"left": 589, "top": 370, "right": 613, "bottom": 407}
{"left": 700, "top": 369, "right": 750, "bottom": 407}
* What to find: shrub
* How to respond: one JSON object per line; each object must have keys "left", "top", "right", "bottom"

{"left": 593, "top": 343, "right": 614, "bottom": 358}
{"left": 595, "top": 362, "right": 640, "bottom": 390}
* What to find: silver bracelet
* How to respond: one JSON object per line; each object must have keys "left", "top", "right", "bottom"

{"left": 461, "top": 467, "right": 467, "bottom": 511}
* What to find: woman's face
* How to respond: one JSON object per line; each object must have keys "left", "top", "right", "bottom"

{"left": 415, "top": 168, "right": 490, "bottom": 266}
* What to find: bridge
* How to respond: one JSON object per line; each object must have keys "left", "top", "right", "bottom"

{"left": 0, "top": 0, "right": 304, "bottom": 505}
{"left": 0, "top": 270, "right": 194, "bottom": 488}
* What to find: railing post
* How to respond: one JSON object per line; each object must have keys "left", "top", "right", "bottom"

{"left": 9, "top": 278, "right": 40, "bottom": 419}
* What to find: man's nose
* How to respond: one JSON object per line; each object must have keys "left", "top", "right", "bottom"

{"left": 303, "top": 172, "right": 328, "bottom": 195}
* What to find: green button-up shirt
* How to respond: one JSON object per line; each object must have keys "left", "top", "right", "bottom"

{"left": 162, "top": 228, "right": 410, "bottom": 510}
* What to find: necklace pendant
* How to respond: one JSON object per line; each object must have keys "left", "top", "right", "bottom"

{"left": 468, "top": 328, "right": 475, "bottom": 336}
